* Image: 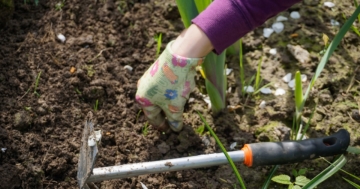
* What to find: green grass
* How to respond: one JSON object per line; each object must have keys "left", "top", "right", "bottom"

{"left": 198, "top": 111, "right": 246, "bottom": 189}
{"left": 94, "top": 99, "right": 99, "bottom": 112}
{"left": 154, "top": 33, "right": 162, "bottom": 58}
{"left": 34, "top": 71, "right": 42, "bottom": 97}
{"left": 142, "top": 122, "right": 149, "bottom": 136}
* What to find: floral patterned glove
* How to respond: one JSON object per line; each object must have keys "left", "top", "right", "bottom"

{"left": 135, "top": 41, "right": 204, "bottom": 132}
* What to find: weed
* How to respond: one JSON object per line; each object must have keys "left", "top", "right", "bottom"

{"left": 195, "top": 125, "right": 205, "bottom": 135}
{"left": 271, "top": 174, "right": 310, "bottom": 189}
{"left": 94, "top": 99, "right": 99, "bottom": 112}
{"left": 34, "top": 71, "right": 42, "bottom": 97}
{"left": 154, "top": 33, "right": 162, "bottom": 58}
{"left": 55, "top": 0, "right": 64, "bottom": 11}
{"left": 142, "top": 122, "right": 148, "bottom": 136}
{"left": 84, "top": 65, "right": 95, "bottom": 77}
{"left": 75, "top": 88, "right": 82, "bottom": 95}
{"left": 24, "top": 106, "right": 31, "bottom": 111}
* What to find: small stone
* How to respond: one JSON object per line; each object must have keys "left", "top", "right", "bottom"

{"left": 263, "top": 28, "right": 274, "bottom": 38}
{"left": 324, "top": 2, "right": 335, "bottom": 8}
{"left": 260, "top": 88, "right": 272, "bottom": 94}
{"left": 351, "top": 110, "right": 360, "bottom": 122}
{"left": 1, "top": 148, "right": 6, "bottom": 153}
{"left": 57, "top": 33, "right": 66, "bottom": 43}
{"left": 276, "top": 16, "right": 288, "bottom": 22}
{"left": 269, "top": 48, "right": 277, "bottom": 55}
{"left": 282, "top": 73, "right": 292, "bottom": 83}
{"left": 13, "top": 111, "right": 32, "bottom": 131}
{"left": 287, "top": 44, "right": 310, "bottom": 64}
{"left": 290, "top": 11, "right": 301, "bottom": 19}
{"left": 230, "top": 142, "right": 237, "bottom": 150}
{"left": 330, "top": 19, "right": 340, "bottom": 26}
{"left": 259, "top": 101, "right": 266, "bottom": 109}
{"left": 124, "top": 65, "right": 133, "bottom": 71}
{"left": 272, "top": 22, "right": 284, "bottom": 33}
{"left": 275, "top": 88, "right": 286, "bottom": 96}
{"left": 203, "top": 96, "right": 212, "bottom": 109}
{"left": 157, "top": 142, "right": 170, "bottom": 154}
{"left": 244, "top": 86, "right": 254, "bottom": 93}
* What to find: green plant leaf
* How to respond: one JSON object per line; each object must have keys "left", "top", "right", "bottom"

{"left": 298, "top": 168, "right": 308, "bottom": 176}
{"left": 303, "top": 6, "right": 360, "bottom": 105}
{"left": 288, "top": 183, "right": 294, "bottom": 189}
{"left": 294, "top": 71, "right": 303, "bottom": 115}
{"left": 271, "top": 175, "right": 292, "bottom": 185}
{"left": 261, "top": 165, "right": 279, "bottom": 189}
{"left": 343, "top": 177, "right": 360, "bottom": 189}
{"left": 292, "top": 185, "right": 301, "bottom": 189}
{"left": 347, "top": 146, "right": 360, "bottom": 154}
{"left": 175, "top": 0, "right": 198, "bottom": 28}
{"left": 197, "top": 112, "right": 246, "bottom": 188}
{"left": 295, "top": 176, "right": 310, "bottom": 186}
{"left": 292, "top": 169, "right": 298, "bottom": 177}
{"left": 196, "top": 125, "right": 205, "bottom": 135}
{"left": 303, "top": 155, "right": 347, "bottom": 189}
{"left": 194, "top": 0, "right": 212, "bottom": 13}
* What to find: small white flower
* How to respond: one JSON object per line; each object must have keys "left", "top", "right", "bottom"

{"left": 282, "top": 73, "right": 292, "bottom": 83}
{"left": 259, "top": 101, "right": 266, "bottom": 109}
{"left": 244, "top": 86, "right": 254, "bottom": 93}
{"left": 57, "top": 33, "right": 66, "bottom": 43}
{"left": 290, "top": 11, "right": 301, "bottom": 19}
{"left": 269, "top": 48, "right": 277, "bottom": 55}
{"left": 263, "top": 28, "right": 274, "bottom": 38}
{"left": 275, "top": 88, "right": 286, "bottom": 96}
{"left": 272, "top": 22, "right": 284, "bottom": 33}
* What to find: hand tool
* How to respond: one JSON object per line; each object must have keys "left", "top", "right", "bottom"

{"left": 77, "top": 115, "right": 350, "bottom": 189}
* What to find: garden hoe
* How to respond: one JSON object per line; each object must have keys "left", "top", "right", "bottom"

{"left": 77, "top": 115, "right": 350, "bottom": 189}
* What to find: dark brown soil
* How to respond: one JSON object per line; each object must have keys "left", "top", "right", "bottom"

{"left": 0, "top": 0, "right": 359, "bottom": 189}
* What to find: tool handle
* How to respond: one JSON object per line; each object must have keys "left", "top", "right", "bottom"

{"left": 242, "top": 129, "right": 350, "bottom": 167}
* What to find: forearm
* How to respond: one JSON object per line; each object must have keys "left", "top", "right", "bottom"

{"left": 192, "top": 0, "right": 302, "bottom": 54}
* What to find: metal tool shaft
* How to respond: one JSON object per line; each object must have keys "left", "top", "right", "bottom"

{"left": 87, "top": 151, "right": 245, "bottom": 182}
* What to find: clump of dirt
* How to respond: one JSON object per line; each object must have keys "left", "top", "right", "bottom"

{"left": 0, "top": 0, "right": 359, "bottom": 188}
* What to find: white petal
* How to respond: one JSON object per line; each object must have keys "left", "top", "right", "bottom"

{"left": 288, "top": 79, "right": 295, "bottom": 88}
{"left": 282, "top": 73, "right": 292, "bottom": 83}
{"left": 260, "top": 87, "right": 272, "bottom": 94}
{"left": 269, "top": 48, "right": 277, "bottom": 55}
{"left": 290, "top": 11, "right": 301, "bottom": 19}
{"left": 57, "top": 34, "right": 66, "bottom": 43}
{"left": 140, "top": 182, "right": 148, "bottom": 189}
{"left": 330, "top": 19, "right": 340, "bottom": 26}
{"left": 301, "top": 74, "right": 307, "bottom": 82}
{"left": 272, "top": 22, "right": 284, "bottom": 33}
{"left": 275, "top": 88, "right": 286, "bottom": 96}
{"left": 244, "top": 86, "right": 254, "bottom": 93}
{"left": 230, "top": 142, "right": 237, "bottom": 150}
{"left": 226, "top": 68, "right": 233, "bottom": 75}
{"left": 276, "top": 16, "right": 288, "bottom": 22}
{"left": 259, "top": 101, "right": 266, "bottom": 109}
{"left": 124, "top": 65, "right": 133, "bottom": 71}
{"left": 263, "top": 28, "right": 274, "bottom": 38}
{"left": 324, "top": 2, "right": 335, "bottom": 8}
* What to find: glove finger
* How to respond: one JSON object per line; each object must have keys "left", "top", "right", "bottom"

{"left": 142, "top": 105, "right": 168, "bottom": 132}
{"left": 163, "top": 104, "right": 185, "bottom": 132}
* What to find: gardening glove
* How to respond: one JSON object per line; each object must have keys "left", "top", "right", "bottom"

{"left": 135, "top": 41, "right": 204, "bottom": 132}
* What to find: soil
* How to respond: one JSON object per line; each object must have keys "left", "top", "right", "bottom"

{"left": 0, "top": 0, "right": 359, "bottom": 189}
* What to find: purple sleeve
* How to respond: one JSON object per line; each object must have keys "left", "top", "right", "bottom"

{"left": 192, "top": 0, "right": 301, "bottom": 54}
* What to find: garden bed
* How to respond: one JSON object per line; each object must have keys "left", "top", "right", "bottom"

{"left": 0, "top": 0, "right": 359, "bottom": 188}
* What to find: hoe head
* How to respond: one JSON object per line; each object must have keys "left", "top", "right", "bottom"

{"left": 77, "top": 112, "right": 99, "bottom": 189}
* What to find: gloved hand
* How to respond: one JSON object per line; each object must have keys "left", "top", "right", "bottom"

{"left": 135, "top": 41, "right": 204, "bottom": 132}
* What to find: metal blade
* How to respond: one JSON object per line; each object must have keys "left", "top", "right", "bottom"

{"left": 77, "top": 112, "right": 99, "bottom": 189}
